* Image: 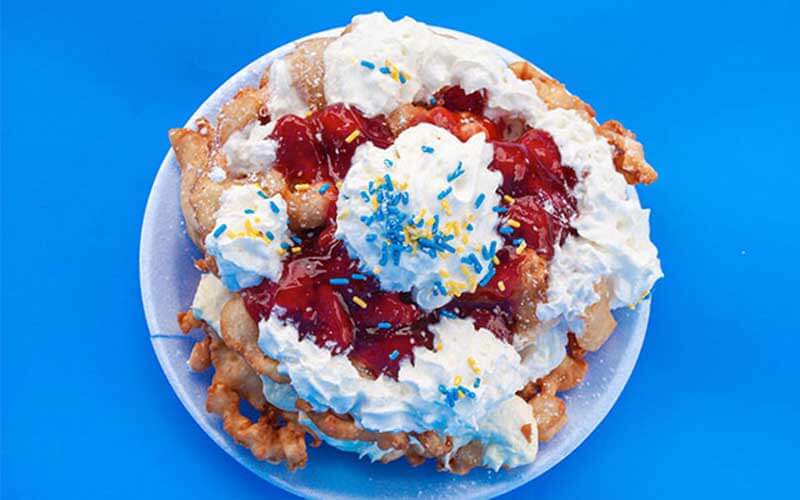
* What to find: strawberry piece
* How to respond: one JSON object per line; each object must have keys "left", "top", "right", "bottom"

{"left": 433, "top": 86, "right": 487, "bottom": 115}
{"left": 270, "top": 115, "right": 324, "bottom": 184}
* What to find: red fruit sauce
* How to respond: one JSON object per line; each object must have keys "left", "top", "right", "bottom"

{"left": 241, "top": 89, "right": 578, "bottom": 378}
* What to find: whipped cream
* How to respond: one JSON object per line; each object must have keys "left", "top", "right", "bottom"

{"left": 190, "top": 273, "right": 232, "bottom": 333}
{"left": 266, "top": 58, "right": 308, "bottom": 118}
{"left": 324, "top": 13, "right": 547, "bottom": 121}
{"left": 335, "top": 123, "right": 502, "bottom": 310}
{"left": 205, "top": 184, "right": 290, "bottom": 291}
{"left": 223, "top": 121, "right": 278, "bottom": 176}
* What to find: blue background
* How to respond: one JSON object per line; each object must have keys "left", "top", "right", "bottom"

{"left": 3, "top": 0, "right": 798, "bottom": 498}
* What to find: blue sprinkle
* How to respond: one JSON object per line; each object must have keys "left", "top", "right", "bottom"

{"left": 432, "top": 214, "right": 440, "bottom": 233}
{"left": 429, "top": 96, "right": 437, "bottom": 106}
{"left": 257, "top": 190, "right": 269, "bottom": 200}
{"left": 379, "top": 66, "right": 391, "bottom": 74}
{"left": 365, "top": 233, "right": 378, "bottom": 243}
{"left": 398, "top": 72, "right": 407, "bottom": 84}
{"left": 439, "top": 241, "right": 456, "bottom": 253}
{"left": 499, "top": 226, "right": 514, "bottom": 235}
{"left": 492, "top": 206, "right": 508, "bottom": 213}
{"left": 318, "top": 183, "right": 331, "bottom": 194}
{"left": 384, "top": 174, "right": 393, "bottom": 191}
{"left": 351, "top": 273, "right": 367, "bottom": 281}
{"left": 213, "top": 224, "right": 227, "bottom": 238}
{"left": 437, "top": 186, "right": 453, "bottom": 200}
{"left": 388, "top": 350, "right": 400, "bottom": 361}
{"left": 360, "top": 191, "right": 371, "bottom": 203}
{"left": 446, "top": 161, "right": 464, "bottom": 182}
{"left": 440, "top": 309, "right": 457, "bottom": 319}
{"left": 481, "top": 244, "right": 491, "bottom": 260}
{"left": 265, "top": 231, "right": 275, "bottom": 240}
{"left": 291, "top": 235, "right": 302, "bottom": 245}
{"left": 360, "top": 60, "right": 375, "bottom": 69}
{"left": 280, "top": 242, "right": 291, "bottom": 250}
{"left": 438, "top": 384, "right": 448, "bottom": 394}
{"left": 479, "top": 265, "right": 496, "bottom": 286}
{"left": 421, "top": 145, "right": 434, "bottom": 154}
{"left": 466, "top": 224, "right": 474, "bottom": 231}
{"left": 512, "top": 238, "right": 525, "bottom": 246}
{"left": 329, "top": 278, "right": 349, "bottom": 286}
{"left": 473, "top": 378, "right": 481, "bottom": 388}
{"left": 384, "top": 158, "right": 394, "bottom": 168}
{"left": 434, "top": 281, "right": 447, "bottom": 296}
{"left": 489, "top": 240, "right": 497, "bottom": 256}
{"left": 244, "top": 208, "right": 255, "bottom": 214}
{"left": 269, "top": 201, "right": 280, "bottom": 213}
{"left": 377, "top": 322, "right": 392, "bottom": 330}
{"left": 474, "top": 193, "right": 486, "bottom": 209}
{"left": 380, "top": 242, "right": 390, "bottom": 266}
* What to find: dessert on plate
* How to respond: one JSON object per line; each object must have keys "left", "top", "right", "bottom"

{"left": 170, "top": 12, "right": 662, "bottom": 474}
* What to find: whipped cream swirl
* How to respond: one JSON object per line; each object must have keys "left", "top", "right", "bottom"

{"left": 205, "top": 184, "right": 290, "bottom": 291}
{"left": 335, "top": 123, "right": 503, "bottom": 311}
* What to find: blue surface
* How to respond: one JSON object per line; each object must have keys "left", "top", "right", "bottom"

{"left": 2, "top": 0, "right": 798, "bottom": 498}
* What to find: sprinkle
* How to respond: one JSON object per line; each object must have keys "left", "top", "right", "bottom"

{"left": 377, "top": 322, "right": 392, "bottom": 330}
{"left": 265, "top": 231, "right": 275, "bottom": 240}
{"left": 352, "top": 296, "right": 368, "bottom": 309}
{"left": 294, "top": 183, "right": 311, "bottom": 191}
{"left": 499, "top": 226, "right": 515, "bottom": 235}
{"left": 421, "top": 145, "right": 434, "bottom": 154}
{"left": 277, "top": 248, "right": 286, "bottom": 256}
{"left": 457, "top": 390, "right": 465, "bottom": 399}
{"left": 503, "top": 194, "right": 515, "bottom": 204}
{"left": 345, "top": 129, "right": 361, "bottom": 143}
{"left": 507, "top": 219, "right": 521, "bottom": 228}
{"left": 213, "top": 224, "right": 227, "bottom": 238}
{"left": 388, "top": 349, "right": 400, "bottom": 360}
{"left": 473, "top": 378, "right": 481, "bottom": 388}
{"left": 339, "top": 209, "right": 351, "bottom": 219}
{"left": 365, "top": 233, "right": 378, "bottom": 242}
{"left": 244, "top": 208, "right": 255, "bottom": 214}
{"left": 318, "top": 183, "right": 331, "bottom": 194}
{"left": 360, "top": 191, "right": 371, "bottom": 203}
{"left": 429, "top": 96, "right": 437, "bottom": 106}
{"left": 269, "top": 201, "right": 280, "bottom": 213}
{"left": 474, "top": 193, "right": 486, "bottom": 209}
{"left": 291, "top": 246, "right": 302, "bottom": 254}
{"left": 512, "top": 238, "right": 524, "bottom": 246}
{"left": 384, "top": 158, "right": 394, "bottom": 168}
{"left": 498, "top": 281, "right": 506, "bottom": 292}
{"left": 372, "top": 266, "right": 381, "bottom": 275}
{"left": 440, "top": 309, "right": 457, "bottom": 319}
{"left": 438, "top": 270, "right": 450, "bottom": 278}
{"left": 454, "top": 375, "right": 463, "bottom": 386}
{"left": 446, "top": 161, "right": 465, "bottom": 182}
{"left": 437, "top": 187, "right": 453, "bottom": 200}
{"left": 329, "top": 278, "right": 350, "bottom": 286}
{"left": 351, "top": 273, "right": 367, "bottom": 281}
{"left": 257, "top": 190, "right": 269, "bottom": 200}
{"left": 383, "top": 174, "right": 393, "bottom": 191}
{"left": 440, "top": 199, "right": 453, "bottom": 216}
{"left": 515, "top": 240, "right": 528, "bottom": 255}
{"left": 479, "top": 265, "right": 496, "bottom": 286}
{"left": 398, "top": 72, "right": 408, "bottom": 84}
{"left": 291, "top": 235, "right": 302, "bottom": 245}
{"left": 280, "top": 242, "right": 291, "bottom": 250}
{"left": 434, "top": 281, "right": 447, "bottom": 296}
{"left": 360, "top": 60, "right": 375, "bottom": 69}
{"left": 436, "top": 342, "right": 444, "bottom": 351}
{"left": 492, "top": 206, "right": 508, "bottom": 213}
{"left": 467, "top": 357, "right": 481, "bottom": 374}
{"left": 492, "top": 256, "right": 500, "bottom": 265}
{"left": 379, "top": 66, "right": 391, "bottom": 74}
{"left": 438, "top": 384, "right": 448, "bottom": 394}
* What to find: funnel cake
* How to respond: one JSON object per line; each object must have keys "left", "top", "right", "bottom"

{"left": 170, "top": 12, "right": 662, "bottom": 474}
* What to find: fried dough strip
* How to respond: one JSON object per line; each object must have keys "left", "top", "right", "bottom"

{"left": 509, "top": 61, "right": 657, "bottom": 185}
{"left": 216, "top": 86, "right": 268, "bottom": 147}
{"left": 219, "top": 295, "right": 288, "bottom": 383}
{"left": 259, "top": 38, "right": 334, "bottom": 113}
{"left": 206, "top": 339, "right": 309, "bottom": 470}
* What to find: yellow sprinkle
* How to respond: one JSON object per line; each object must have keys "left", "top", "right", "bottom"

{"left": 457, "top": 390, "right": 465, "bottom": 399}
{"left": 468, "top": 276, "right": 477, "bottom": 291}
{"left": 226, "top": 231, "right": 238, "bottom": 239}
{"left": 277, "top": 248, "right": 286, "bottom": 256}
{"left": 460, "top": 264, "right": 473, "bottom": 277}
{"left": 515, "top": 240, "right": 528, "bottom": 255}
{"left": 436, "top": 342, "right": 443, "bottom": 351}
{"left": 453, "top": 223, "right": 461, "bottom": 237}
{"left": 507, "top": 219, "right": 521, "bottom": 228}
{"left": 371, "top": 197, "right": 379, "bottom": 210}
{"left": 244, "top": 219, "right": 259, "bottom": 237}
{"left": 294, "top": 183, "right": 311, "bottom": 191}
{"left": 461, "top": 234, "right": 470, "bottom": 245}
{"left": 339, "top": 209, "right": 351, "bottom": 219}
{"left": 254, "top": 217, "right": 261, "bottom": 223}
{"left": 498, "top": 281, "right": 506, "bottom": 292}
{"left": 457, "top": 246, "right": 465, "bottom": 254}
{"left": 305, "top": 110, "right": 313, "bottom": 118}
{"left": 397, "top": 181, "right": 409, "bottom": 190}
{"left": 492, "top": 256, "right": 500, "bottom": 265}
{"left": 467, "top": 357, "right": 482, "bottom": 374}
{"left": 345, "top": 129, "right": 361, "bottom": 143}
{"left": 291, "top": 246, "right": 302, "bottom": 254}
{"left": 352, "top": 296, "right": 368, "bottom": 309}
{"left": 503, "top": 194, "right": 515, "bottom": 204}
{"left": 454, "top": 375, "right": 463, "bottom": 386}
{"left": 372, "top": 266, "right": 381, "bottom": 275}
{"left": 336, "top": 181, "right": 343, "bottom": 188}
{"left": 439, "top": 270, "right": 450, "bottom": 278}
{"left": 441, "top": 199, "right": 453, "bottom": 216}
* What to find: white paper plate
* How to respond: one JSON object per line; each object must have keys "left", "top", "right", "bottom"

{"left": 140, "top": 25, "right": 651, "bottom": 499}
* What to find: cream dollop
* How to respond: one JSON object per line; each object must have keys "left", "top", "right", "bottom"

{"left": 335, "top": 123, "right": 502, "bottom": 310}
{"left": 266, "top": 58, "right": 308, "bottom": 118}
{"left": 190, "top": 273, "right": 232, "bottom": 333}
{"left": 222, "top": 121, "right": 278, "bottom": 176}
{"left": 205, "top": 184, "right": 290, "bottom": 291}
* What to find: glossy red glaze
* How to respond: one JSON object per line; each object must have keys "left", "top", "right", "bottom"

{"left": 242, "top": 94, "right": 578, "bottom": 378}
